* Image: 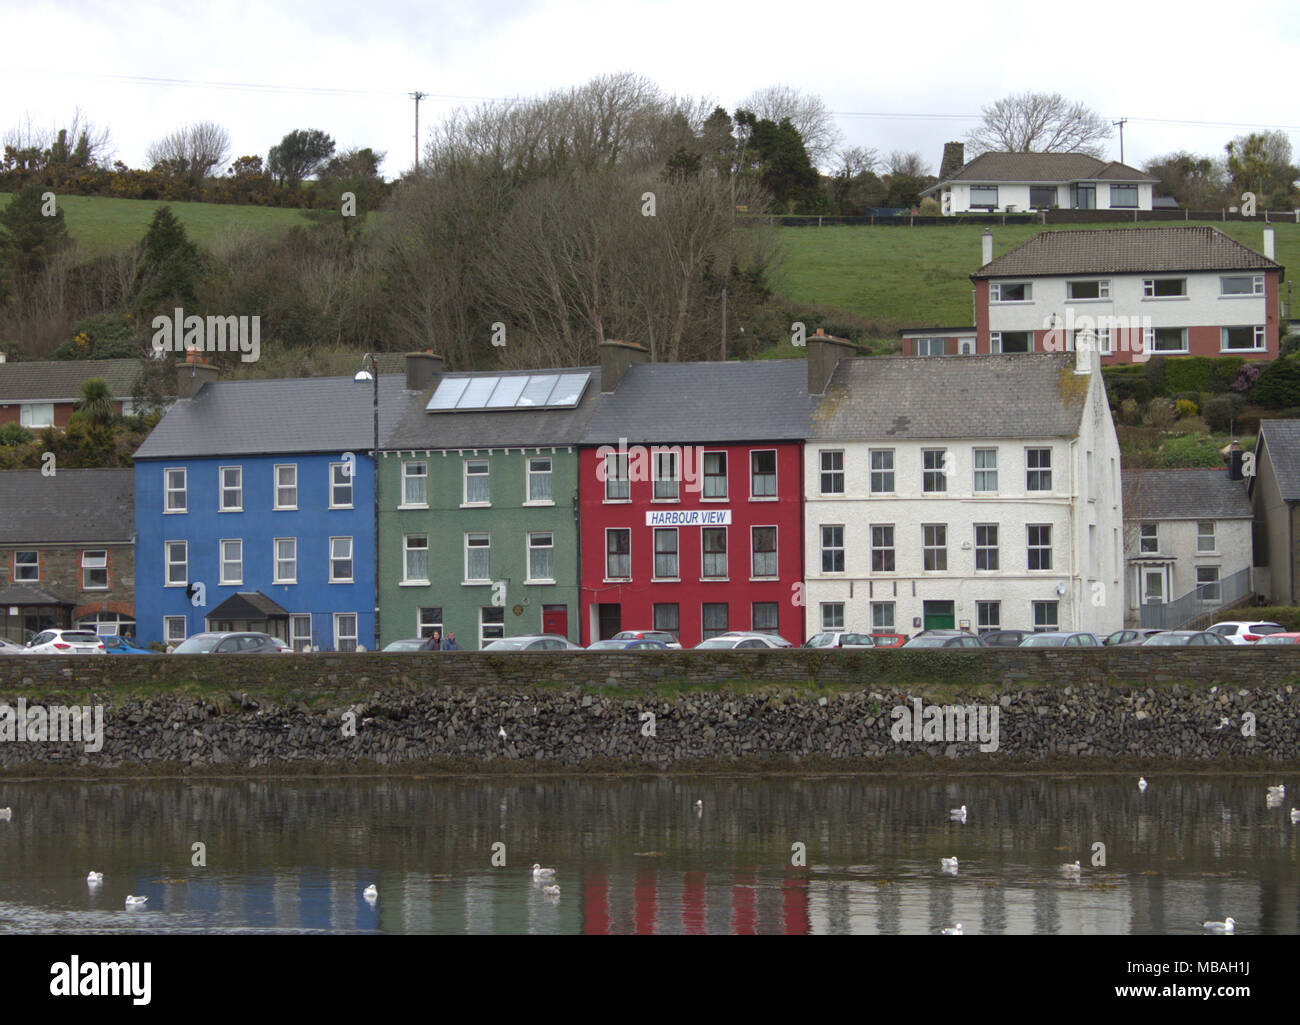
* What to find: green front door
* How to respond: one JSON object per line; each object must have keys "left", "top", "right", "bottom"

{"left": 923, "top": 601, "right": 955, "bottom": 630}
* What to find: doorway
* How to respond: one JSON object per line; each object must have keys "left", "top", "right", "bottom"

{"left": 922, "top": 600, "right": 955, "bottom": 630}
{"left": 597, "top": 603, "right": 621, "bottom": 640}
{"left": 543, "top": 604, "right": 568, "bottom": 638}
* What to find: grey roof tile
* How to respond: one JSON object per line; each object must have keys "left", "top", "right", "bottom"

{"left": 1121, "top": 468, "right": 1251, "bottom": 520}
{"left": 1257, "top": 420, "right": 1300, "bottom": 501}
{"left": 972, "top": 225, "right": 1281, "bottom": 279}
{"left": 0, "top": 359, "right": 141, "bottom": 402}
{"left": 809, "top": 353, "right": 1086, "bottom": 440}
{"left": 943, "top": 152, "right": 1156, "bottom": 184}
{"left": 0, "top": 469, "right": 134, "bottom": 543}
{"left": 132, "top": 375, "right": 417, "bottom": 459}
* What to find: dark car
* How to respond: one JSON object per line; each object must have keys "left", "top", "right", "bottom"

{"left": 902, "top": 630, "right": 986, "bottom": 649}
{"left": 101, "top": 635, "right": 161, "bottom": 655}
{"left": 1019, "top": 631, "right": 1102, "bottom": 647}
{"left": 982, "top": 630, "right": 1031, "bottom": 648}
{"left": 1142, "top": 630, "right": 1233, "bottom": 647}
{"left": 170, "top": 632, "right": 293, "bottom": 654}
{"left": 585, "top": 638, "right": 669, "bottom": 651}
{"left": 382, "top": 637, "right": 441, "bottom": 652}
{"left": 1103, "top": 629, "right": 1165, "bottom": 646}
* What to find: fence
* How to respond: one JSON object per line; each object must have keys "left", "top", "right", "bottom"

{"left": 764, "top": 209, "right": 1300, "bottom": 228}
{"left": 1138, "top": 566, "right": 1255, "bottom": 631}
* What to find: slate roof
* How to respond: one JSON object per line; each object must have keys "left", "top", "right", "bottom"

{"left": 937, "top": 151, "right": 1156, "bottom": 184}
{"left": 0, "top": 584, "right": 74, "bottom": 606}
{"left": 1257, "top": 420, "right": 1300, "bottom": 501}
{"left": 0, "top": 469, "right": 135, "bottom": 543}
{"left": 387, "top": 366, "right": 604, "bottom": 449}
{"left": 1121, "top": 468, "right": 1251, "bottom": 520}
{"left": 809, "top": 353, "right": 1085, "bottom": 441}
{"left": 582, "top": 360, "right": 813, "bottom": 445}
{"left": 207, "top": 592, "right": 289, "bottom": 620}
{"left": 0, "top": 359, "right": 141, "bottom": 402}
{"left": 133, "top": 375, "right": 415, "bottom": 459}
{"left": 971, "top": 226, "right": 1281, "bottom": 279}
{"left": 898, "top": 326, "right": 976, "bottom": 336}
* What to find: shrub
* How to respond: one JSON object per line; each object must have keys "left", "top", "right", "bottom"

{"left": 1233, "top": 362, "right": 1263, "bottom": 393}
{"left": 1203, "top": 393, "right": 1246, "bottom": 431}
{"left": 1210, "top": 356, "right": 1245, "bottom": 393}
{"left": 1119, "top": 398, "right": 1141, "bottom": 425}
{"left": 1281, "top": 334, "right": 1300, "bottom": 360}
{"left": 1250, "top": 358, "right": 1300, "bottom": 409}
{"left": 1145, "top": 397, "right": 1177, "bottom": 428}
{"left": 1164, "top": 356, "right": 1216, "bottom": 394}
{"left": 918, "top": 197, "right": 941, "bottom": 216}
{"left": 1175, "top": 398, "right": 1198, "bottom": 418}
{"left": 1174, "top": 414, "right": 1208, "bottom": 433}
{"left": 1143, "top": 355, "right": 1167, "bottom": 394}
{"left": 0, "top": 423, "right": 33, "bottom": 446}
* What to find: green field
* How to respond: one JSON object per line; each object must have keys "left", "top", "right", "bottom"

{"left": 0, "top": 192, "right": 314, "bottom": 258}
{"left": 770, "top": 220, "right": 1300, "bottom": 334}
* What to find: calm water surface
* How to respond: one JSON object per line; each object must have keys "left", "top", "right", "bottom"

{"left": 0, "top": 775, "right": 1296, "bottom": 934}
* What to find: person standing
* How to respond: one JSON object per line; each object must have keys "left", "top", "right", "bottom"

{"left": 425, "top": 630, "right": 442, "bottom": 651}
{"left": 441, "top": 632, "right": 460, "bottom": 650}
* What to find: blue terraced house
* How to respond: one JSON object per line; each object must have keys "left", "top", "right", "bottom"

{"left": 132, "top": 369, "right": 415, "bottom": 650}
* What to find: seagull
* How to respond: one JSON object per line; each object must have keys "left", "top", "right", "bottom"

{"left": 940, "top": 857, "right": 959, "bottom": 872}
{"left": 1267, "top": 791, "right": 1284, "bottom": 808}
{"left": 1061, "top": 860, "right": 1082, "bottom": 876}
{"left": 1216, "top": 716, "right": 1230, "bottom": 731}
{"left": 940, "top": 923, "right": 963, "bottom": 935}
{"left": 1138, "top": 777, "right": 1148, "bottom": 792}
{"left": 363, "top": 884, "right": 378, "bottom": 899}
{"left": 949, "top": 805, "right": 967, "bottom": 822}
{"left": 1291, "top": 808, "right": 1300, "bottom": 824}
{"left": 0, "top": 807, "right": 10, "bottom": 820}
{"left": 498, "top": 726, "right": 507, "bottom": 741}
{"left": 124, "top": 895, "right": 148, "bottom": 907}
{"left": 532, "top": 864, "right": 556, "bottom": 881}
{"left": 1203, "top": 917, "right": 1236, "bottom": 933}
{"left": 86, "top": 871, "right": 104, "bottom": 885}
{"left": 542, "top": 885, "right": 560, "bottom": 897}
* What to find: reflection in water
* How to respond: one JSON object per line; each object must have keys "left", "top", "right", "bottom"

{"left": 0, "top": 775, "right": 1296, "bottom": 934}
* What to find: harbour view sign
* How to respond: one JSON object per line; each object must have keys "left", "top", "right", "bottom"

{"left": 646, "top": 509, "right": 732, "bottom": 526}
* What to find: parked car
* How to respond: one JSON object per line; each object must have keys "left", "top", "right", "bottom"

{"left": 585, "top": 638, "right": 669, "bottom": 651}
{"left": 609, "top": 630, "right": 682, "bottom": 649}
{"left": 1142, "top": 630, "right": 1233, "bottom": 646}
{"left": 1253, "top": 632, "right": 1300, "bottom": 645}
{"left": 804, "top": 631, "right": 849, "bottom": 648}
{"left": 1019, "top": 631, "right": 1102, "bottom": 648}
{"left": 170, "top": 632, "right": 293, "bottom": 654}
{"left": 0, "top": 637, "right": 26, "bottom": 655}
{"left": 901, "top": 630, "right": 986, "bottom": 649}
{"left": 22, "top": 629, "right": 107, "bottom": 654}
{"left": 482, "top": 634, "right": 584, "bottom": 651}
{"left": 842, "top": 632, "right": 908, "bottom": 649}
{"left": 101, "top": 635, "right": 161, "bottom": 655}
{"left": 1206, "top": 621, "right": 1287, "bottom": 645}
{"left": 382, "top": 638, "right": 440, "bottom": 652}
{"left": 693, "top": 632, "right": 794, "bottom": 649}
{"left": 982, "top": 630, "right": 1032, "bottom": 648}
{"left": 1103, "top": 629, "right": 1166, "bottom": 646}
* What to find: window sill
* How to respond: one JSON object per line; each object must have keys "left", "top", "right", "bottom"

{"left": 399, "top": 581, "right": 430, "bottom": 587}
{"left": 329, "top": 580, "right": 355, "bottom": 585}
{"left": 1150, "top": 350, "right": 1189, "bottom": 356}
{"left": 460, "top": 503, "right": 491, "bottom": 509}
{"left": 1218, "top": 293, "right": 1264, "bottom": 299}
{"left": 652, "top": 577, "right": 681, "bottom": 583}
{"left": 273, "top": 507, "right": 298, "bottom": 513}
{"left": 522, "top": 501, "right": 555, "bottom": 508}
{"left": 1140, "top": 296, "right": 1188, "bottom": 302}
{"left": 1220, "top": 348, "right": 1266, "bottom": 355}
{"left": 603, "top": 578, "right": 632, "bottom": 584}
{"left": 328, "top": 506, "right": 355, "bottom": 511}
{"left": 700, "top": 496, "right": 729, "bottom": 503}
{"left": 163, "top": 509, "right": 188, "bottom": 515}
{"left": 602, "top": 498, "right": 632, "bottom": 504}
{"left": 273, "top": 579, "right": 297, "bottom": 586}
{"left": 749, "top": 577, "right": 779, "bottom": 583}
{"left": 749, "top": 496, "right": 778, "bottom": 502}
{"left": 650, "top": 497, "right": 682, "bottom": 504}
{"left": 524, "top": 579, "right": 556, "bottom": 586}
{"left": 462, "top": 580, "right": 491, "bottom": 587}
{"left": 701, "top": 577, "right": 730, "bottom": 583}
{"left": 219, "top": 581, "right": 243, "bottom": 588}
{"left": 398, "top": 504, "right": 430, "bottom": 511}
{"left": 218, "top": 508, "right": 243, "bottom": 514}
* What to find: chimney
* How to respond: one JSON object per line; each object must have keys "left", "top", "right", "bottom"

{"left": 806, "top": 328, "right": 858, "bottom": 395}
{"left": 1228, "top": 441, "right": 1245, "bottom": 481}
{"left": 599, "top": 339, "right": 649, "bottom": 392}
{"left": 0, "top": 353, "right": 6, "bottom": 363}
{"left": 176, "top": 354, "right": 218, "bottom": 398}
{"left": 939, "top": 141, "right": 965, "bottom": 181}
{"left": 1264, "top": 225, "right": 1275, "bottom": 260}
{"left": 405, "top": 351, "right": 443, "bottom": 392}
{"left": 981, "top": 229, "right": 993, "bottom": 267}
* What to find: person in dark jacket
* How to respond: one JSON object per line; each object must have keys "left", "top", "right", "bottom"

{"left": 441, "top": 632, "right": 460, "bottom": 650}
{"left": 424, "top": 630, "right": 442, "bottom": 651}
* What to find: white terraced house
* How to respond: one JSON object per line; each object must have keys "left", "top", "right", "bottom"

{"left": 802, "top": 338, "right": 1123, "bottom": 639}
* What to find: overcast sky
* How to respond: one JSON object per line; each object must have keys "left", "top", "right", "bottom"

{"left": 5, "top": 0, "right": 1299, "bottom": 179}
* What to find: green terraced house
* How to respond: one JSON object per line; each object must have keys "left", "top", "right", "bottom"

{"left": 378, "top": 353, "right": 602, "bottom": 649}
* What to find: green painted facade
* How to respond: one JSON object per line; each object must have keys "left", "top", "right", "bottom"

{"left": 378, "top": 447, "right": 581, "bottom": 649}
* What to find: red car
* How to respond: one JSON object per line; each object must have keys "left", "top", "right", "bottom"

{"left": 1253, "top": 633, "right": 1300, "bottom": 645}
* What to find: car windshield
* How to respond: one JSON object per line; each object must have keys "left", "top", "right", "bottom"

{"left": 1145, "top": 634, "right": 1187, "bottom": 645}
{"left": 695, "top": 638, "right": 739, "bottom": 649}
{"left": 587, "top": 640, "right": 624, "bottom": 649}
{"left": 384, "top": 640, "right": 426, "bottom": 651}
{"left": 484, "top": 640, "right": 529, "bottom": 651}
{"left": 173, "top": 635, "right": 223, "bottom": 653}
{"left": 904, "top": 635, "right": 953, "bottom": 648}
{"left": 805, "top": 633, "right": 839, "bottom": 647}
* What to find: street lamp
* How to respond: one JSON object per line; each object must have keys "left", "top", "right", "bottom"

{"left": 355, "top": 353, "right": 380, "bottom": 651}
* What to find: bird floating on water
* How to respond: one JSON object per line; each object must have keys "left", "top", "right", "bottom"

{"left": 940, "top": 857, "right": 959, "bottom": 871}
{"left": 542, "top": 885, "right": 560, "bottom": 897}
{"left": 1138, "top": 777, "right": 1148, "bottom": 792}
{"left": 86, "top": 871, "right": 103, "bottom": 884}
{"left": 1267, "top": 784, "right": 1285, "bottom": 795}
{"left": 1291, "top": 808, "right": 1300, "bottom": 824}
{"left": 533, "top": 864, "right": 556, "bottom": 881}
{"left": 1061, "top": 861, "right": 1082, "bottom": 876}
{"left": 949, "top": 805, "right": 967, "bottom": 822}
{"left": 940, "top": 923, "right": 963, "bottom": 935}
{"left": 363, "top": 884, "right": 378, "bottom": 899}
{"left": 1203, "top": 917, "right": 1236, "bottom": 933}
{"left": 0, "top": 807, "right": 11, "bottom": 820}
{"left": 124, "top": 895, "right": 148, "bottom": 907}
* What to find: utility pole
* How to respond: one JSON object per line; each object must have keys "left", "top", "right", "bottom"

{"left": 1113, "top": 118, "right": 1128, "bottom": 164}
{"left": 411, "top": 91, "right": 427, "bottom": 174}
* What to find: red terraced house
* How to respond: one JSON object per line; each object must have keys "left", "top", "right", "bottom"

{"left": 577, "top": 341, "right": 815, "bottom": 648}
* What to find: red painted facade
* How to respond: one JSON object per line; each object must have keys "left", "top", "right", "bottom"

{"left": 0, "top": 400, "right": 128, "bottom": 429}
{"left": 578, "top": 442, "right": 805, "bottom": 647}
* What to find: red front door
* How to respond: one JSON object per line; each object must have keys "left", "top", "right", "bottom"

{"left": 543, "top": 605, "right": 568, "bottom": 638}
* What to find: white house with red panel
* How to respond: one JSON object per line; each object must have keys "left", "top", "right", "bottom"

{"left": 968, "top": 225, "right": 1283, "bottom": 365}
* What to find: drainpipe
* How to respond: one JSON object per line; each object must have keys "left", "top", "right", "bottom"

{"left": 1069, "top": 437, "right": 1079, "bottom": 630}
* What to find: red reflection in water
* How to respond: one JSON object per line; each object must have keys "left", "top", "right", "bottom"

{"left": 732, "top": 867, "right": 756, "bottom": 934}
{"left": 584, "top": 871, "right": 609, "bottom": 935}
{"left": 783, "top": 871, "right": 810, "bottom": 935}
{"left": 634, "top": 865, "right": 658, "bottom": 934}
{"left": 682, "top": 870, "right": 707, "bottom": 934}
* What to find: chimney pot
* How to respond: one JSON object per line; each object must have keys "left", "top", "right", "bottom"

{"left": 981, "top": 229, "right": 993, "bottom": 267}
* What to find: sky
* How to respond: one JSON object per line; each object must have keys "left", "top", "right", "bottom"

{"left": 4, "top": 0, "right": 1300, "bottom": 180}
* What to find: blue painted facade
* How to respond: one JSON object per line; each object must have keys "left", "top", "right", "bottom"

{"left": 134, "top": 453, "right": 377, "bottom": 649}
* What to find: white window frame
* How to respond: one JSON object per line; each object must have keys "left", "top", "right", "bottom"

{"left": 871, "top": 524, "right": 895, "bottom": 573}
{"left": 819, "top": 450, "right": 844, "bottom": 494}
{"left": 418, "top": 607, "right": 443, "bottom": 640}
{"left": 821, "top": 524, "right": 845, "bottom": 574}
{"left": 1067, "top": 279, "right": 1110, "bottom": 300}
{"left": 274, "top": 537, "right": 297, "bottom": 584}
{"left": 1032, "top": 600, "right": 1059, "bottom": 632}
{"left": 329, "top": 536, "right": 354, "bottom": 583}
{"left": 165, "top": 540, "right": 188, "bottom": 587}
{"left": 333, "top": 612, "right": 358, "bottom": 653}
{"left": 1142, "top": 278, "right": 1188, "bottom": 298}
{"left": 869, "top": 449, "right": 894, "bottom": 494}
{"left": 922, "top": 523, "right": 947, "bottom": 572}
{"left": 463, "top": 458, "right": 490, "bottom": 506}
{"left": 403, "top": 534, "right": 430, "bottom": 584}
{"left": 526, "top": 456, "right": 554, "bottom": 505}
{"left": 653, "top": 450, "right": 680, "bottom": 502}
{"left": 973, "top": 447, "right": 997, "bottom": 493}
{"left": 1196, "top": 566, "right": 1221, "bottom": 602}
{"left": 81, "top": 550, "right": 108, "bottom": 590}
{"left": 219, "top": 465, "right": 243, "bottom": 512}
{"left": 465, "top": 533, "right": 491, "bottom": 583}
{"left": 527, "top": 531, "right": 555, "bottom": 584}
{"left": 820, "top": 602, "right": 844, "bottom": 631}
{"left": 1220, "top": 325, "right": 1266, "bottom": 353}
{"left": 974, "top": 524, "right": 998, "bottom": 571}
{"left": 14, "top": 550, "right": 38, "bottom": 582}
{"left": 274, "top": 464, "right": 298, "bottom": 510}
{"left": 605, "top": 528, "right": 631, "bottom": 580}
{"left": 702, "top": 450, "right": 728, "bottom": 501}
{"left": 164, "top": 616, "right": 187, "bottom": 645}
{"left": 990, "top": 330, "right": 1033, "bottom": 354}
{"left": 1196, "top": 521, "right": 1216, "bottom": 553}
{"left": 1219, "top": 274, "right": 1265, "bottom": 296}
{"left": 749, "top": 449, "right": 777, "bottom": 500}
{"left": 653, "top": 527, "right": 679, "bottom": 581}
{"left": 164, "top": 467, "right": 187, "bottom": 513}
{"left": 401, "top": 461, "right": 428, "bottom": 509}
{"left": 990, "top": 281, "right": 1032, "bottom": 303}
{"left": 751, "top": 601, "right": 780, "bottom": 635}
{"left": 922, "top": 448, "right": 948, "bottom": 493}
{"left": 914, "top": 337, "right": 946, "bottom": 356}
{"left": 1144, "top": 326, "right": 1189, "bottom": 354}
{"left": 330, "top": 462, "right": 354, "bottom": 509}
{"left": 20, "top": 402, "right": 54, "bottom": 428}
{"left": 480, "top": 606, "right": 506, "bottom": 647}
{"left": 871, "top": 602, "right": 895, "bottom": 631}
{"left": 290, "top": 613, "right": 313, "bottom": 652}
{"left": 976, "top": 600, "right": 1000, "bottom": 635}
{"left": 603, "top": 452, "right": 630, "bottom": 502}
{"left": 219, "top": 539, "right": 243, "bottom": 586}
{"left": 750, "top": 525, "right": 777, "bottom": 580}
{"left": 1026, "top": 448, "right": 1052, "bottom": 492}
{"left": 1027, "top": 524, "right": 1052, "bottom": 571}
{"left": 701, "top": 526, "right": 728, "bottom": 580}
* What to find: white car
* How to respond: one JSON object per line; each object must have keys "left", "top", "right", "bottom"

{"left": 23, "top": 629, "right": 107, "bottom": 654}
{"left": 1206, "top": 621, "right": 1286, "bottom": 645}
{"left": 693, "top": 632, "right": 794, "bottom": 650}
{"left": 0, "top": 637, "right": 28, "bottom": 655}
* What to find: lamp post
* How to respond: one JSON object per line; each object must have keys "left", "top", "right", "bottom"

{"left": 354, "top": 353, "right": 380, "bottom": 651}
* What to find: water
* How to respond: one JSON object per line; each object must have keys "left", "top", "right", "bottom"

{"left": 0, "top": 774, "right": 1296, "bottom": 934}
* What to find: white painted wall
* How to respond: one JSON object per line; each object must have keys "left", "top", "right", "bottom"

{"left": 1122, "top": 516, "right": 1253, "bottom": 616}
{"left": 945, "top": 181, "right": 1153, "bottom": 214}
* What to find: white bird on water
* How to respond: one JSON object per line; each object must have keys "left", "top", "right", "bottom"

{"left": 542, "top": 885, "right": 560, "bottom": 897}
{"left": 1203, "top": 917, "right": 1236, "bottom": 933}
{"left": 86, "top": 871, "right": 103, "bottom": 885}
{"left": 533, "top": 864, "right": 556, "bottom": 881}
{"left": 124, "top": 895, "right": 148, "bottom": 907}
{"left": 1291, "top": 808, "right": 1300, "bottom": 824}
{"left": 949, "top": 805, "right": 967, "bottom": 822}
{"left": 1061, "top": 860, "right": 1082, "bottom": 877}
{"left": 0, "top": 807, "right": 11, "bottom": 820}
{"left": 940, "top": 923, "right": 963, "bottom": 935}
{"left": 940, "top": 857, "right": 959, "bottom": 872}
{"left": 363, "top": 884, "right": 378, "bottom": 900}
{"left": 1138, "top": 777, "right": 1148, "bottom": 792}
{"left": 1267, "top": 784, "right": 1285, "bottom": 797}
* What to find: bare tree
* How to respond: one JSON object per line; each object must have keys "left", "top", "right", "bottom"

{"left": 3, "top": 108, "right": 114, "bottom": 169}
{"left": 966, "top": 92, "right": 1112, "bottom": 158}
{"left": 146, "top": 122, "right": 231, "bottom": 187}
{"left": 887, "top": 150, "right": 930, "bottom": 177}
{"left": 738, "top": 85, "right": 842, "bottom": 168}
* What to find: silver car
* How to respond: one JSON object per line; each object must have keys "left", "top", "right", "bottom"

{"left": 693, "top": 632, "right": 793, "bottom": 650}
{"left": 170, "top": 632, "right": 293, "bottom": 654}
{"left": 481, "top": 634, "right": 584, "bottom": 651}
{"left": 1019, "top": 631, "right": 1103, "bottom": 647}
